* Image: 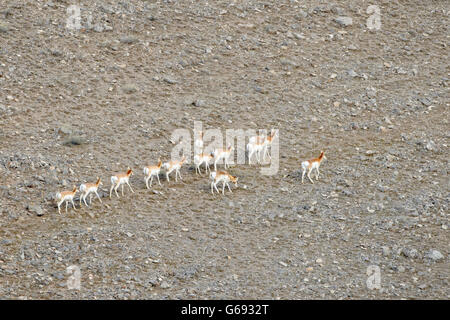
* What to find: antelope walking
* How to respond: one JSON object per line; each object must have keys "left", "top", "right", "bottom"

{"left": 79, "top": 177, "right": 103, "bottom": 207}
{"left": 110, "top": 168, "right": 134, "bottom": 198}
{"left": 248, "top": 129, "right": 276, "bottom": 162}
{"left": 163, "top": 156, "right": 186, "bottom": 182}
{"left": 56, "top": 186, "right": 78, "bottom": 214}
{"left": 210, "top": 171, "right": 238, "bottom": 195}
{"left": 213, "top": 144, "right": 233, "bottom": 171}
{"left": 144, "top": 159, "right": 162, "bottom": 188}
{"left": 194, "top": 131, "right": 204, "bottom": 152}
{"left": 194, "top": 152, "right": 214, "bottom": 175}
{"left": 301, "top": 151, "right": 326, "bottom": 184}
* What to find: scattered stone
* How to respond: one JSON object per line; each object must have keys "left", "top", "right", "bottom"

{"left": 0, "top": 23, "right": 9, "bottom": 33}
{"left": 27, "top": 204, "right": 44, "bottom": 216}
{"left": 295, "top": 10, "right": 308, "bottom": 19}
{"left": 122, "top": 84, "right": 138, "bottom": 94}
{"left": 193, "top": 99, "right": 206, "bottom": 107}
{"left": 63, "top": 135, "right": 86, "bottom": 146}
{"left": 382, "top": 246, "right": 391, "bottom": 256}
{"left": 418, "top": 97, "right": 432, "bottom": 107}
{"left": 402, "top": 248, "right": 419, "bottom": 259}
{"left": 425, "top": 250, "right": 444, "bottom": 262}
{"left": 425, "top": 140, "right": 436, "bottom": 151}
{"left": 334, "top": 16, "right": 353, "bottom": 27}
{"left": 58, "top": 124, "right": 73, "bottom": 135}
{"left": 163, "top": 77, "right": 178, "bottom": 84}
{"left": 119, "top": 35, "right": 138, "bottom": 44}
{"left": 347, "top": 69, "right": 358, "bottom": 77}
{"left": 279, "top": 261, "right": 288, "bottom": 267}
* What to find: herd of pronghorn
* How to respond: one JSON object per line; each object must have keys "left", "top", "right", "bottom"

{"left": 55, "top": 129, "right": 326, "bottom": 214}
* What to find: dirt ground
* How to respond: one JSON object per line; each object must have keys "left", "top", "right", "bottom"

{"left": 0, "top": 0, "right": 448, "bottom": 299}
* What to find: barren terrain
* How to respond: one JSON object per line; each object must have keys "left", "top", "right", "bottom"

{"left": 0, "top": 0, "right": 448, "bottom": 299}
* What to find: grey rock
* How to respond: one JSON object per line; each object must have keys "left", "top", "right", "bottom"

{"left": 381, "top": 246, "right": 391, "bottom": 256}
{"left": 425, "top": 250, "right": 444, "bottom": 261}
{"left": 418, "top": 97, "right": 432, "bottom": 107}
{"left": 27, "top": 204, "right": 44, "bottom": 216}
{"left": 334, "top": 16, "right": 353, "bottom": 27}
{"left": 347, "top": 70, "right": 358, "bottom": 78}
{"left": 160, "top": 281, "right": 171, "bottom": 289}
{"left": 295, "top": 10, "right": 308, "bottom": 19}
{"left": 163, "top": 77, "right": 178, "bottom": 84}
{"left": 193, "top": 99, "right": 206, "bottom": 107}
{"left": 120, "top": 36, "right": 138, "bottom": 44}
{"left": 425, "top": 140, "right": 436, "bottom": 151}
{"left": 1, "top": 239, "right": 13, "bottom": 245}
{"left": 0, "top": 23, "right": 9, "bottom": 33}
{"left": 401, "top": 248, "right": 419, "bottom": 259}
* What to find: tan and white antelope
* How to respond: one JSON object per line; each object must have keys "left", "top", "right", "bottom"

{"left": 213, "top": 144, "right": 233, "bottom": 171}
{"left": 301, "top": 151, "right": 326, "bottom": 184}
{"left": 144, "top": 159, "right": 162, "bottom": 188}
{"left": 210, "top": 171, "right": 238, "bottom": 195}
{"left": 248, "top": 129, "right": 276, "bottom": 162}
{"left": 262, "top": 129, "right": 276, "bottom": 161}
{"left": 56, "top": 186, "right": 78, "bottom": 214}
{"left": 247, "top": 136, "right": 266, "bottom": 164}
{"left": 194, "top": 152, "right": 214, "bottom": 175}
{"left": 194, "top": 131, "right": 204, "bottom": 151}
{"left": 163, "top": 156, "right": 186, "bottom": 182}
{"left": 79, "top": 177, "right": 103, "bottom": 207}
{"left": 109, "top": 168, "right": 134, "bottom": 198}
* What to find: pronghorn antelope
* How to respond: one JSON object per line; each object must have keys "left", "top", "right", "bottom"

{"left": 301, "top": 151, "right": 326, "bottom": 184}
{"left": 213, "top": 144, "right": 233, "bottom": 171}
{"left": 144, "top": 159, "right": 162, "bottom": 188}
{"left": 79, "top": 177, "right": 103, "bottom": 207}
{"left": 56, "top": 186, "right": 78, "bottom": 214}
{"left": 210, "top": 171, "right": 238, "bottom": 195}
{"left": 163, "top": 155, "right": 186, "bottom": 182}
{"left": 194, "top": 152, "right": 214, "bottom": 175}
{"left": 109, "top": 168, "right": 134, "bottom": 198}
{"left": 248, "top": 129, "right": 276, "bottom": 162}
{"left": 194, "top": 130, "right": 204, "bottom": 151}
{"left": 262, "top": 129, "right": 276, "bottom": 161}
{"left": 247, "top": 136, "right": 266, "bottom": 164}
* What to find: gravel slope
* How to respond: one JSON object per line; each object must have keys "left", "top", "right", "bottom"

{"left": 0, "top": 0, "right": 448, "bottom": 299}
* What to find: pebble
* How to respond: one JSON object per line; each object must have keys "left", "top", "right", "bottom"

{"left": 425, "top": 250, "right": 444, "bottom": 262}
{"left": 27, "top": 204, "right": 44, "bottom": 216}
{"left": 402, "top": 248, "right": 419, "bottom": 259}
{"left": 334, "top": 16, "right": 353, "bottom": 27}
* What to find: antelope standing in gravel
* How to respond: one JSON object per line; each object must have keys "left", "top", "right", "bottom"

{"left": 144, "top": 159, "right": 162, "bottom": 188}
{"left": 110, "top": 168, "right": 134, "bottom": 198}
{"left": 213, "top": 144, "right": 233, "bottom": 171}
{"left": 79, "top": 177, "right": 103, "bottom": 207}
{"left": 194, "top": 152, "right": 214, "bottom": 175}
{"left": 163, "top": 155, "right": 186, "bottom": 182}
{"left": 194, "top": 130, "right": 204, "bottom": 152}
{"left": 247, "top": 136, "right": 266, "bottom": 164}
{"left": 301, "top": 151, "right": 326, "bottom": 184}
{"left": 210, "top": 171, "right": 238, "bottom": 195}
{"left": 262, "top": 129, "right": 276, "bottom": 161}
{"left": 248, "top": 129, "right": 276, "bottom": 162}
{"left": 56, "top": 186, "right": 78, "bottom": 214}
